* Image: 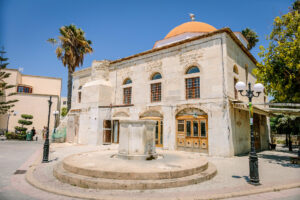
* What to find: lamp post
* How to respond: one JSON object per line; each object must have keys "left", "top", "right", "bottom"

{"left": 6, "top": 110, "right": 17, "bottom": 133}
{"left": 42, "top": 96, "right": 52, "bottom": 163}
{"left": 235, "top": 81, "right": 264, "bottom": 185}
{"left": 53, "top": 110, "right": 59, "bottom": 133}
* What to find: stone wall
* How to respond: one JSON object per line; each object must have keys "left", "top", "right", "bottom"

{"left": 70, "top": 31, "right": 269, "bottom": 157}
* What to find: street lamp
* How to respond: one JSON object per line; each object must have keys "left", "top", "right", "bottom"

{"left": 42, "top": 96, "right": 52, "bottom": 163}
{"left": 235, "top": 81, "right": 264, "bottom": 185}
{"left": 53, "top": 110, "right": 59, "bottom": 133}
{"left": 6, "top": 110, "right": 18, "bottom": 133}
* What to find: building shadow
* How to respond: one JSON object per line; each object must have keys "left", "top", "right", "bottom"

{"left": 258, "top": 153, "right": 299, "bottom": 168}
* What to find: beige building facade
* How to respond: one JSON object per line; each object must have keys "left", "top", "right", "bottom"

{"left": 67, "top": 21, "right": 270, "bottom": 157}
{"left": 0, "top": 69, "right": 61, "bottom": 134}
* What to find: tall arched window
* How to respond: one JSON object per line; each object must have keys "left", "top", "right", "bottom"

{"left": 185, "top": 66, "right": 200, "bottom": 99}
{"left": 150, "top": 73, "right": 162, "bottom": 102}
{"left": 123, "top": 78, "right": 132, "bottom": 104}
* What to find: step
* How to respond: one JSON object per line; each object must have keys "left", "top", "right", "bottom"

{"left": 63, "top": 160, "right": 208, "bottom": 180}
{"left": 62, "top": 150, "right": 209, "bottom": 180}
{"left": 53, "top": 162, "right": 217, "bottom": 190}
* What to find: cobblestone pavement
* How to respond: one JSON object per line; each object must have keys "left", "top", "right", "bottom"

{"left": 1, "top": 140, "right": 300, "bottom": 200}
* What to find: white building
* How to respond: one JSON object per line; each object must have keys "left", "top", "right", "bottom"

{"left": 67, "top": 20, "right": 270, "bottom": 157}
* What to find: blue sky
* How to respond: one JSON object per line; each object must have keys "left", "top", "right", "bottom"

{"left": 0, "top": 0, "right": 294, "bottom": 96}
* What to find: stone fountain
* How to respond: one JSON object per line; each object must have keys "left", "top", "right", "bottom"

{"left": 118, "top": 120, "right": 157, "bottom": 160}
{"left": 53, "top": 120, "right": 217, "bottom": 190}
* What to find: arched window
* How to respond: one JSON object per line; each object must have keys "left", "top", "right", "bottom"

{"left": 185, "top": 66, "right": 200, "bottom": 99}
{"left": 150, "top": 73, "right": 162, "bottom": 102}
{"left": 123, "top": 78, "right": 132, "bottom": 85}
{"left": 151, "top": 72, "right": 162, "bottom": 80}
{"left": 233, "top": 65, "right": 239, "bottom": 74}
{"left": 186, "top": 66, "right": 200, "bottom": 74}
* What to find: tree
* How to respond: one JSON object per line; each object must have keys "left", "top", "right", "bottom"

{"left": 253, "top": 4, "right": 300, "bottom": 103}
{"left": 275, "top": 115, "right": 299, "bottom": 151}
{"left": 15, "top": 114, "right": 33, "bottom": 134}
{"left": 241, "top": 28, "right": 259, "bottom": 50}
{"left": 47, "top": 24, "right": 93, "bottom": 112}
{"left": 0, "top": 48, "right": 18, "bottom": 114}
{"left": 61, "top": 107, "right": 67, "bottom": 117}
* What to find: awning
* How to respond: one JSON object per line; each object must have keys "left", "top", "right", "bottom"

{"left": 231, "top": 101, "right": 300, "bottom": 116}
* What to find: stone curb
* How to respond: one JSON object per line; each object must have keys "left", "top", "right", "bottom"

{"left": 26, "top": 151, "right": 300, "bottom": 200}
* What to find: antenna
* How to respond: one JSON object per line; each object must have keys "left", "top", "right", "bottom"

{"left": 189, "top": 13, "right": 195, "bottom": 21}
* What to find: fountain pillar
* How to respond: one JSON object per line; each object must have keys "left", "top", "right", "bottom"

{"left": 118, "top": 120, "right": 157, "bottom": 160}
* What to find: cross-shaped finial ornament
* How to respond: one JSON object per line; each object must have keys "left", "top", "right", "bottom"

{"left": 189, "top": 13, "right": 195, "bottom": 21}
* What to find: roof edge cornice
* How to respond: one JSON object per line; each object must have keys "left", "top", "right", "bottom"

{"left": 111, "top": 28, "right": 257, "bottom": 65}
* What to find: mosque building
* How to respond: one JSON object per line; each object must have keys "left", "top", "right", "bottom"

{"left": 66, "top": 16, "right": 270, "bottom": 157}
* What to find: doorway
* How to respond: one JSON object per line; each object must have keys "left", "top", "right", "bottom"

{"left": 176, "top": 115, "right": 208, "bottom": 153}
{"left": 103, "top": 120, "right": 111, "bottom": 143}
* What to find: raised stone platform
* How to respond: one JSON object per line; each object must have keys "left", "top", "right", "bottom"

{"left": 53, "top": 150, "right": 217, "bottom": 190}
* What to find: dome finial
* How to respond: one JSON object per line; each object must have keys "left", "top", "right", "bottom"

{"left": 189, "top": 13, "right": 195, "bottom": 21}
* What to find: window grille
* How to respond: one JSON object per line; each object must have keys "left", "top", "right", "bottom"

{"left": 123, "top": 87, "right": 132, "bottom": 104}
{"left": 151, "top": 83, "right": 161, "bottom": 102}
{"left": 185, "top": 77, "right": 200, "bottom": 99}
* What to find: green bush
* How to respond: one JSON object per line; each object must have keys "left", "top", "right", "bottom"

{"left": 18, "top": 120, "right": 32, "bottom": 126}
{"left": 15, "top": 114, "right": 33, "bottom": 134}
{"left": 5, "top": 132, "right": 24, "bottom": 140}
{"left": 5, "top": 132, "right": 12, "bottom": 139}
{"left": 21, "top": 114, "right": 33, "bottom": 119}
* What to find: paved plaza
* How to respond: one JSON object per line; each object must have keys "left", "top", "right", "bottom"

{"left": 0, "top": 140, "right": 299, "bottom": 200}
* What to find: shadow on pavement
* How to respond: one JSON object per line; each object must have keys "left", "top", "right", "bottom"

{"left": 258, "top": 153, "right": 300, "bottom": 168}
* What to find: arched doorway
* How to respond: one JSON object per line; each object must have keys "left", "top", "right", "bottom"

{"left": 176, "top": 108, "right": 208, "bottom": 153}
{"left": 140, "top": 110, "right": 163, "bottom": 147}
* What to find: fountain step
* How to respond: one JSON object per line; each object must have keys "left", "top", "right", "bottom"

{"left": 61, "top": 150, "right": 209, "bottom": 180}
{"left": 53, "top": 162, "right": 217, "bottom": 190}
{"left": 62, "top": 159, "right": 208, "bottom": 180}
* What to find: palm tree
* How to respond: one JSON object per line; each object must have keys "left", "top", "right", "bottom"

{"left": 48, "top": 24, "right": 93, "bottom": 112}
{"left": 241, "top": 28, "right": 259, "bottom": 50}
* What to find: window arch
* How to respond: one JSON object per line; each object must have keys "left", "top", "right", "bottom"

{"left": 186, "top": 66, "right": 200, "bottom": 74}
{"left": 123, "top": 78, "right": 132, "bottom": 85}
{"left": 233, "top": 65, "right": 239, "bottom": 74}
{"left": 151, "top": 72, "right": 162, "bottom": 80}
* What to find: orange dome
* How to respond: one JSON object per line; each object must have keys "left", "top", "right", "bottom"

{"left": 165, "top": 21, "right": 217, "bottom": 39}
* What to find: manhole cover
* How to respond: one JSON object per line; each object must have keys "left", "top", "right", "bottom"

{"left": 14, "top": 170, "right": 27, "bottom": 174}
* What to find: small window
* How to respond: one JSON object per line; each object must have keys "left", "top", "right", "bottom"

{"left": 123, "top": 87, "right": 132, "bottom": 104}
{"left": 123, "top": 78, "right": 132, "bottom": 85}
{"left": 151, "top": 83, "right": 161, "bottom": 102}
{"left": 178, "top": 120, "right": 184, "bottom": 132}
{"left": 193, "top": 121, "right": 199, "bottom": 137}
{"left": 186, "top": 66, "right": 200, "bottom": 74}
{"left": 201, "top": 121, "right": 206, "bottom": 137}
{"left": 151, "top": 73, "right": 162, "bottom": 80}
{"left": 233, "top": 65, "right": 239, "bottom": 74}
{"left": 78, "top": 92, "right": 82, "bottom": 103}
{"left": 185, "top": 77, "right": 200, "bottom": 99}
{"left": 186, "top": 121, "right": 191, "bottom": 137}
{"left": 17, "top": 85, "right": 32, "bottom": 93}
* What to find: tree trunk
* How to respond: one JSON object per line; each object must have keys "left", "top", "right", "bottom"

{"left": 67, "top": 70, "right": 73, "bottom": 112}
{"left": 288, "top": 132, "right": 293, "bottom": 151}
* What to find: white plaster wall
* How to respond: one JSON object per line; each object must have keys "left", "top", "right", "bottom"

{"left": 70, "top": 32, "right": 266, "bottom": 157}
